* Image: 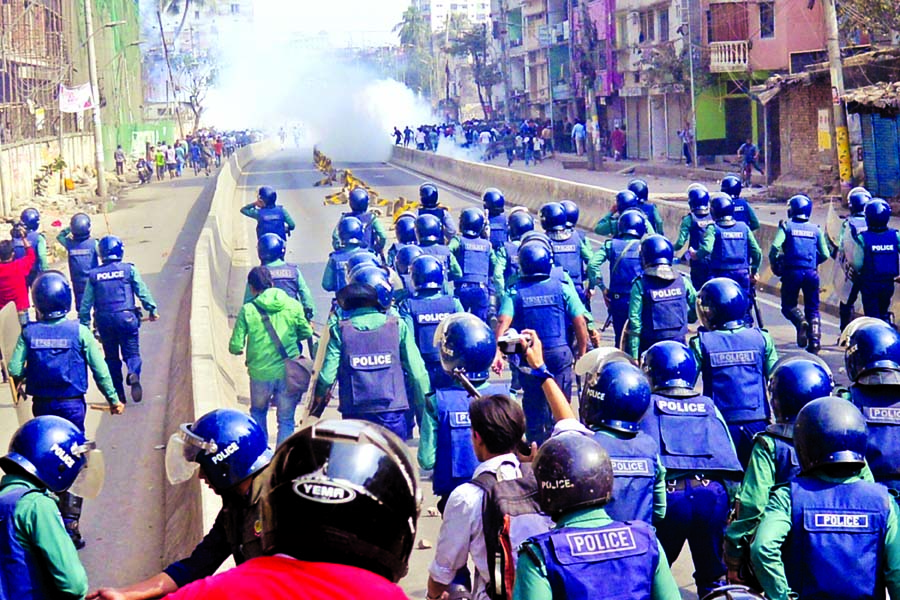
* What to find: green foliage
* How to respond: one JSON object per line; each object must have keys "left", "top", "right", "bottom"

{"left": 394, "top": 6, "right": 434, "bottom": 94}
{"left": 837, "top": 0, "right": 900, "bottom": 41}
{"left": 448, "top": 24, "right": 502, "bottom": 118}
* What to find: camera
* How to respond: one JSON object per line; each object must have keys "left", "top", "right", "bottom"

{"left": 497, "top": 328, "right": 532, "bottom": 356}
{"left": 9, "top": 221, "right": 25, "bottom": 239}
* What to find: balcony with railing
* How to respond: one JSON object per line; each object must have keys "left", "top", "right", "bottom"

{"left": 709, "top": 40, "right": 749, "bottom": 72}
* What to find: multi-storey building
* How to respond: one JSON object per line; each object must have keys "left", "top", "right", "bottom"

{"left": 417, "top": 0, "right": 492, "bottom": 32}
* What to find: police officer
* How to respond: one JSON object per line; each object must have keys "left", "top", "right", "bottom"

{"left": 15, "top": 207, "right": 47, "bottom": 287}
{"left": 418, "top": 182, "right": 457, "bottom": 243}
{"left": 541, "top": 202, "right": 591, "bottom": 307}
{"left": 769, "top": 195, "right": 830, "bottom": 353}
{"left": 495, "top": 209, "right": 535, "bottom": 298}
{"left": 312, "top": 266, "right": 431, "bottom": 440}
{"left": 750, "top": 397, "right": 900, "bottom": 600}
{"left": 387, "top": 212, "right": 418, "bottom": 267}
{"left": 640, "top": 341, "right": 743, "bottom": 598}
{"left": 484, "top": 187, "right": 508, "bottom": 249}
{"left": 673, "top": 183, "right": 714, "bottom": 291}
{"left": 393, "top": 244, "right": 424, "bottom": 304}
{"left": 720, "top": 175, "right": 760, "bottom": 231}
{"left": 514, "top": 432, "right": 681, "bottom": 600}
{"left": 696, "top": 192, "right": 763, "bottom": 323}
{"left": 322, "top": 216, "right": 369, "bottom": 298}
{"left": 495, "top": 243, "right": 588, "bottom": 444}
{"left": 835, "top": 186, "right": 872, "bottom": 331}
{"left": 629, "top": 178, "right": 665, "bottom": 237}
{"left": 690, "top": 278, "right": 777, "bottom": 467}
{"left": 248, "top": 233, "right": 315, "bottom": 321}
{"left": 851, "top": 198, "right": 900, "bottom": 324}
{"left": 450, "top": 208, "right": 498, "bottom": 322}
{"left": 330, "top": 187, "right": 388, "bottom": 253}
{"left": 0, "top": 416, "right": 101, "bottom": 599}
{"left": 93, "top": 409, "right": 274, "bottom": 599}
{"left": 240, "top": 186, "right": 296, "bottom": 240}
{"left": 626, "top": 235, "right": 697, "bottom": 359}
{"left": 56, "top": 213, "right": 99, "bottom": 311}
{"left": 587, "top": 209, "right": 646, "bottom": 345}
{"left": 593, "top": 189, "right": 656, "bottom": 238}
{"left": 79, "top": 235, "right": 159, "bottom": 405}
{"left": 416, "top": 213, "right": 462, "bottom": 285}
{"left": 724, "top": 357, "right": 834, "bottom": 588}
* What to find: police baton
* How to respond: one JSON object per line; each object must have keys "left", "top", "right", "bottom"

{"left": 452, "top": 368, "right": 481, "bottom": 399}
{"left": 600, "top": 313, "right": 613, "bottom": 332}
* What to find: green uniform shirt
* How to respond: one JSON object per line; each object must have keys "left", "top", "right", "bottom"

{"left": 626, "top": 274, "right": 698, "bottom": 358}
{"left": 696, "top": 223, "right": 763, "bottom": 273}
{"left": 593, "top": 211, "right": 657, "bottom": 238}
{"left": 330, "top": 213, "right": 388, "bottom": 251}
{"left": 750, "top": 472, "right": 900, "bottom": 600}
{"left": 768, "top": 221, "right": 830, "bottom": 267}
{"left": 586, "top": 236, "right": 641, "bottom": 291}
{"left": 55, "top": 228, "right": 98, "bottom": 257}
{"left": 417, "top": 379, "right": 492, "bottom": 471}
{"left": 0, "top": 475, "right": 88, "bottom": 599}
{"left": 239, "top": 204, "right": 296, "bottom": 234}
{"left": 672, "top": 214, "right": 694, "bottom": 253}
{"left": 9, "top": 317, "right": 120, "bottom": 404}
{"left": 242, "top": 259, "right": 316, "bottom": 318}
{"left": 321, "top": 245, "right": 366, "bottom": 293}
{"left": 78, "top": 264, "right": 158, "bottom": 326}
{"left": 740, "top": 202, "right": 761, "bottom": 232}
{"left": 31, "top": 233, "right": 48, "bottom": 273}
{"left": 689, "top": 326, "right": 778, "bottom": 376}
{"left": 514, "top": 506, "right": 681, "bottom": 600}
{"left": 641, "top": 203, "right": 666, "bottom": 238}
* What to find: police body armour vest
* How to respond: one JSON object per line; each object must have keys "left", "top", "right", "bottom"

{"left": 328, "top": 248, "right": 360, "bottom": 292}
{"left": 786, "top": 476, "right": 892, "bottom": 600}
{"left": 406, "top": 293, "right": 458, "bottom": 363}
{"left": 551, "top": 234, "right": 584, "bottom": 286}
{"left": 851, "top": 385, "right": 900, "bottom": 481}
{"left": 712, "top": 222, "right": 751, "bottom": 271}
{"left": 488, "top": 213, "right": 508, "bottom": 249}
{"left": 848, "top": 214, "right": 868, "bottom": 237}
{"left": 593, "top": 431, "right": 658, "bottom": 525}
{"left": 783, "top": 221, "right": 819, "bottom": 270}
{"left": 861, "top": 229, "right": 899, "bottom": 279}
{"left": 512, "top": 276, "right": 567, "bottom": 349}
{"left": 267, "top": 263, "right": 301, "bottom": 301}
{"left": 421, "top": 244, "right": 452, "bottom": 275}
{"left": 0, "top": 485, "right": 50, "bottom": 600}
{"left": 733, "top": 199, "right": 751, "bottom": 225}
{"left": 256, "top": 206, "right": 286, "bottom": 239}
{"left": 457, "top": 236, "right": 491, "bottom": 285}
{"left": 90, "top": 261, "right": 136, "bottom": 313}
{"left": 531, "top": 520, "right": 657, "bottom": 600}
{"left": 607, "top": 239, "right": 642, "bottom": 295}
{"left": 503, "top": 240, "right": 521, "bottom": 282}
{"left": 762, "top": 426, "right": 801, "bottom": 485}
{"left": 433, "top": 383, "right": 509, "bottom": 497}
{"left": 337, "top": 316, "right": 408, "bottom": 415}
{"left": 690, "top": 215, "right": 714, "bottom": 250}
{"left": 23, "top": 320, "right": 88, "bottom": 399}
{"left": 66, "top": 237, "right": 98, "bottom": 290}
{"left": 699, "top": 329, "right": 768, "bottom": 423}
{"left": 419, "top": 206, "right": 450, "bottom": 236}
{"left": 342, "top": 211, "right": 376, "bottom": 249}
{"left": 640, "top": 275, "right": 688, "bottom": 348}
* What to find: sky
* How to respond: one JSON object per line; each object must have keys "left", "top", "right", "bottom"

{"left": 254, "top": 0, "right": 411, "bottom": 47}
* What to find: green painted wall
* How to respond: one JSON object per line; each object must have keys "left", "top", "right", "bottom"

{"left": 695, "top": 82, "right": 725, "bottom": 141}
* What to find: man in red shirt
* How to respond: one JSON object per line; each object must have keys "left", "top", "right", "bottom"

{"left": 0, "top": 231, "right": 36, "bottom": 324}
{"left": 213, "top": 137, "right": 224, "bottom": 168}
{"left": 162, "top": 420, "right": 421, "bottom": 600}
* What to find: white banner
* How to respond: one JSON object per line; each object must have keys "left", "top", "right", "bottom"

{"left": 58, "top": 83, "right": 94, "bottom": 113}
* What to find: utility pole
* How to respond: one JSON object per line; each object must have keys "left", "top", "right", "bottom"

{"left": 579, "top": 0, "right": 599, "bottom": 170}
{"left": 84, "top": 0, "right": 107, "bottom": 196}
{"left": 157, "top": 11, "right": 186, "bottom": 139}
{"left": 498, "top": 0, "right": 512, "bottom": 121}
{"left": 822, "top": 0, "right": 852, "bottom": 194}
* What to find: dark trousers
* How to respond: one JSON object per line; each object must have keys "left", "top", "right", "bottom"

{"left": 657, "top": 479, "right": 729, "bottom": 597}
{"left": 349, "top": 410, "right": 408, "bottom": 440}
{"left": 690, "top": 261, "right": 710, "bottom": 293}
{"left": 840, "top": 281, "right": 861, "bottom": 331}
{"left": 728, "top": 420, "right": 768, "bottom": 469}
{"left": 608, "top": 293, "right": 630, "bottom": 348}
{"left": 780, "top": 267, "right": 820, "bottom": 323}
{"left": 32, "top": 397, "right": 86, "bottom": 432}
{"left": 521, "top": 345, "right": 572, "bottom": 445}
{"left": 456, "top": 283, "right": 490, "bottom": 323}
{"left": 860, "top": 279, "right": 895, "bottom": 324}
{"left": 97, "top": 312, "right": 142, "bottom": 401}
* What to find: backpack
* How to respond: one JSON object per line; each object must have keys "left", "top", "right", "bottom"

{"left": 471, "top": 462, "right": 554, "bottom": 600}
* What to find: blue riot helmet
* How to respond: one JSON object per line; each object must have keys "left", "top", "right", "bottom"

{"left": 507, "top": 210, "right": 534, "bottom": 241}
{"left": 533, "top": 432, "right": 614, "bottom": 519}
{"left": 768, "top": 356, "right": 834, "bottom": 424}
{"left": 32, "top": 271, "right": 72, "bottom": 321}
{"left": 344, "top": 252, "right": 381, "bottom": 284}
{"left": 848, "top": 186, "right": 872, "bottom": 215}
{"left": 628, "top": 178, "right": 650, "bottom": 202}
{"left": 70, "top": 213, "right": 91, "bottom": 239}
{"left": 20, "top": 207, "right": 40, "bottom": 232}
{"left": 640, "top": 235, "right": 674, "bottom": 272}
{"left": 257, "top": 233, "right": 286, "bottom": 263}
{"left": 697, "top": 277, "right": 749, "bottom": 331}
{"left": 640, "top": 341, "right": 698, "bottom": 397}
{"left": 518, "top": 242, "right": 553, "bottom": 279}
{"left": 787, "top": 194, "right": 813, "bottom": 222}
{"left": 519, "top": 231, "right": 553, "bottom": 253}
{"left": 395, "top": 245, "right": 425, "bottom": 276}
{"left": 258, "top": 186, "right": 277, "bottom": 207}
{"left": 2, "top": 415, "right": 97, "bottom": 494}
{"left": 411, "top": 255, "right": 444, "bottom": 292}
{"left": 687, "top": 184, "right": 710, "bottom": 216}
{"left": 459, "top": 208, "right": 486, "bottom": 238}
{"left": 582, "top": 361, "right": 651, "bottom": 433}
{"left": 482, "top": 188, "right": 505, "bottom": 214}
{"left": 419, "top": 182, "right": 439, "bottom": 208}
{"left": 348, "top": 187, "right": 369, "bottom": 213}
{"left": 709, "top": 192, "right": 735, "bottom": 223}
{"left": 794, "top": 396, "right": 867, "bottom": 473}
{"left": 166, "top": 408, "right": 272, "bottom": 492}
{"left": 539, "top": 202, "right": 567, "bottom": 233}
{"left": 436, "top": 313, "right": 496, "bottom": 383}
{"left": 98, "top": 235, "right": 124, "bottom": 263}
{"left": 415, "top": 213, "right": 442, "bottom": 244}
{"left": 348, "top": 265, "right": 393, "bottom": 310}
{"left": 338, "top": 216, "right": 365, "bottom": 246}
{"left": 841, "top": 318, "right": 900, "bottom": 384}
{"left": 395, "top": 213, "right": 418, "bottom": 244}
{"left": 615, "top": 190, "right": 639, "bottom": 214}
{"left": 560, "top": 200, "right": 580, "bottom": 229}
{"left": 864, "top": 198, "right": 891, "bottom": 232}
{"left": 617, "top": 209, "right": 647, "bottom": 238}
{"left": 720, "top": 174, "right": 743, "bottom": 199}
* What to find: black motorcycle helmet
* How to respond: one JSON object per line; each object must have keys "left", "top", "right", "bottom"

{"left": 794, "top": 396, "right": 868, "bottom": 474}
{"left": 533, "top": 432, "right": 613, "bottom": 520}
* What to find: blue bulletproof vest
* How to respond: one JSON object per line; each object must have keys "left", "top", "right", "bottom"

{"left": 593, "top": 431, "right": 658, "bottom": 525}
{"left": 850, "top": 385, "right": 900, "bottom": 481}
{"left": 733, "top": 199, "right": 751, "bottom": 225}
{"left": 0, "top": 485, "right": 50, "bottom": 600}
{"left": 457, "top": 236, "right": 491, "bottom": 285}
{"left": 640, "top": 275, "right": 688, "bottom": 348}
{"left": 420, "top": 244, "right": 452, "bottom": 275}
{"left": 607, "top": 239, "right": 642, "bottom": 295}
{"left": 23, "top": 320, "right": 88, "bottom": 399}
{"left": 337, "top": 316, "right": 409, "bottom": 415}
{"left": 512, "top": 276, "right": 567, "bottom": 349}
{"left": 89, "top": 261, "right": 136, "bottom": 313}
{"left": 761, "top": 425, "right": 801, "bottom": 485}
{"left": 419, "top": 206, "right": 451, "bottom": 238}
{"left": 711, "top": 222, "right": 751, "bottom": 271}
{"left": 550, "top": 235, "right": 584, "bottom": 287}
{"left": 341, "top": 211, "right": 376, "bottom": 249}
{"left": 267, "top": 263, "right": 301, "bottom": 301}
{"left": 488, "top": 213, "right": 507, "bottom": 249}
{"left": 783, "top": 221, "right": 820, "bottom": 270}
{"left": 65, "top": 237, "right": 98, "bottom": 292}
{"left": 503, "top": 240, "right": 521, "bottom": 283}
{"left": 256, "top": 206, "right": 287, "bottom": 239}
{"left": 638, "top": 203, "right": 658, "bottom": 226}
{"left": 433, "top": 383, "right": 509, "bottom": 497}
{"left": 689, "top": 214, "right": 714, "bottom": 250}
{"left": 326, "top": 248, "right": 360, "bottom": 292}
{"left": 406, "top": 293, "right": 458, "bottom": 363}
{"left": 11, "top": 239, "right": 25, "bottom": 260}
{"left": 699, "top": 329, "right": 769, "bottom": 423}
{"left": 861, "top": 229, "right": 899, "bottom": 279}
{"left": 388, "top": 242, "right": 414, "bottom": 268}
{"left": 848, "top": 214, "right": 868, "bottom": 237}
{"left": 786, "top": 476, "right": 891, "bottom": 600}
{"left": 641, "top": 394, "right": 743, "bottom": 476}
{"left": 531, "top": 520, "right": 657, "bottom": 600}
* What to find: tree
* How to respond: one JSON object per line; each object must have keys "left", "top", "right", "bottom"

{"left": 172, "top": 51, "right": 217, "bottom": 133}
{"left": 837, "top": 0, "right": 900, "bottom": 42}
{"left": 393, "top": 6, "right": 434, "bottom": 93}
{"left": 448, "top": 24, "right": 502, "bottom": 119}
{"left": 160, "top": 0, "right": 207, "bottom": 47}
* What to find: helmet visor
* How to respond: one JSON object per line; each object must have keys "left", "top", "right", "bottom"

{"left": 165, "top": 424, "right": 217, "bottom": 485}
{"left": 69, "top": 448, "right": 104, "bottom": 499}
{"left": 574, "top": 347, "right": 634, "bottom": 378}
{"left": 838, "top": 316, "right": 890, "bottom": 347}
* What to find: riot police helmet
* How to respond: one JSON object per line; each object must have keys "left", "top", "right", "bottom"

{"left": 519, "top": 231, "right": 553, "bottom": 254}
{"left": 842, "top": 317, "right": 900, "bottom": 385}
{"left": 640, "top": 235, "right": 675, "bottom": 278}
{"left": 411, "top": 255, "right": 444, "bottom": 292}
{"left": 539, "top": 202, "right": 567, "bottom": 233}
{"left": 436, "top": 313, "right": 496, "bottom": 383}
{"left": 258, "top": 186, "right": 277, "bottom": 206}
{"left": 582, "top": 361, "right": 651, "bottom": 433}
{"left": 533, "top": 432, "right": 614, "bottom": 519}
{"left": 794, "top": 396, "right": 868, "bottom": 473}
{"left": 701, "top": 585, "right": 766, "bottom": 600}
{"left": 628, "top": 178, "right": 650, "bottom": 202}
{"left": 337, "top": 216, "right": 365, "bottom": 246}
{"left": 848, "top": 187, "right": 872, "bottom": 215}
{"left": 346, "top": 265, "right": 393, "bottom": 310}
{"left": 617, "top": 209, "right": 647, "bottom": 238}
{"left": 257, "top": 233, "right": 286, "bottom": 263}
{"left": 687, "top": 183, "right": 710, "bottom": 216}
{"left": 710, "top": 192, "right": 736, "bottom": 223}
{"left": 98, "top": 235, "right": 124, "bottom": 263}
{"left": 560, "top": 200, "right": 580, "bottom": 228}
{"left": 507, "top": 210, "right": 535, "bottom": 241}
{"left": 419, "top": 182, "right": 439, "bottom": 208}
{"left": 697, "top": 277, "right": 748, "bottom": 331}
{"left": 482, "top": 188, "right": 505, "bottom": 214}
{"left": 864, "top": 198, "right": 891, "bottom": 232}
{"left": 32, "top": 271, "right": 72, "bottom": 321}
{"left": 394, "top": 212, "right": 418, "bottom": 244}
{"left": 70, "top": 213, "right": 92, "bottom": 239}
{"left": 415, "top": 213, "right": 442, "bottom": 244}
{"left": 459, "top": 207, "right": 486, "bottom": 238}
{"left": 395, "top": 245, "right": 425, "bottom": 276}
{"left": 20, "top": 207, "right": 40, "bottom": 231}
{"left": 615, "top": 190, "right": 639, "bottom": 214}
{"left": 720, "top": 174, "right": 743, "bottom": 199}
{"left": 787, "top": 194, "right": 813, "bottom": 222}
{"left": 769, "top": 356, "right": 834, "bottom": 424}
{"left": 348, "top": 187, "right": 370, "bottom": 213}
{"left": 517, "top": 242, "right": 553, "bottom": 279}
{"left": 345, "top": 252, "right": 381, "bottom": 280}
{"left": 641, "top": 341, "right": 698, "bottom": 397}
